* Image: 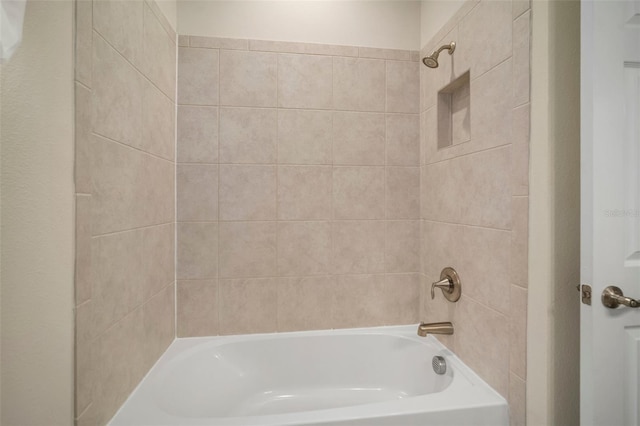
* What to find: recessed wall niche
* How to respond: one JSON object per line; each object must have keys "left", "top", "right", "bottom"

{"left": 437, "top": 71, "right": 470, "bottom": 149}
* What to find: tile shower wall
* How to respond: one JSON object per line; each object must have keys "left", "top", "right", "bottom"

{"left": 419, "top": 1, "right": 530, "bottom": 425}
{"left": 74, "top": 1, "right": 176, "bottom": 424}
{"left": 176, "top": 37, "right": 422, "bottom": 336}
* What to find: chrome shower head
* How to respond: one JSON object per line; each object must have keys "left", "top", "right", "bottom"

{"left": 422, "top": 41, "right": 456, "bottom": 69}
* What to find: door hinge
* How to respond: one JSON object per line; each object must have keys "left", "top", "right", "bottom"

{"left": 577, "top": 284, "right": 592, "bottom": 305}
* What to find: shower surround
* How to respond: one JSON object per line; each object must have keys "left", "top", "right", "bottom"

{"left": 175, "top": 37, "right": 422, "bottom": 337}
{"left": 73, "top": 0, "right": 530, "bottom": 425}
{"left": 419, "top": 1, "right": 530, "bottom": 425}
{"left": 74, "top": 1, "right": 177, "bottom": 424}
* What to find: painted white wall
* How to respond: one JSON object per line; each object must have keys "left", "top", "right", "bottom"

{"left": 0, "top": 0, "right": 75, "bottom": 424}
{"left": 177, "top": 0, "right": 422, "bottom": 50}
{"left": 528, "top": 0, "right": 580, "bottom": 424}
{"left": 420, "top": 0, "right": 465, "bottom": 48}
{"left": 156, "top": 0, "right": 177, "bottom": 31}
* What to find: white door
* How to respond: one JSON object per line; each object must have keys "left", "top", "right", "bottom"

{"left": 581, "top": 1, "right": 640, "bottom": 425}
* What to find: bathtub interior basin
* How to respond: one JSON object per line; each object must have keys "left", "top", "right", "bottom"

{"left": 110, "top": 325, "right": 509, "bottom": 426}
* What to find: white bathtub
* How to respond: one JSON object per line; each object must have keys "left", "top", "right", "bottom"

{"left": 110, "top": 325, "right": 509, "bottom": 426}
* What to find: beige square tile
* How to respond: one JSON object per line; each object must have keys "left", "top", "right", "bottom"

{"left": 75, "top": 0, "right": 92, "bottom": 86}
{"left": 331, "top": 274, "right": 387, "bottom": 328}
{"left": 178, "top": 47, "right": 219, "bottom": 106}
{"left": 92, "top": 33, "right": 142, "bottom": 147}
{"left": 278, "top": 166, "right": 332, "bottom": 220}
{"left": 470, "top": 59, "right": 513, "bottom": 149}
{"left": 219, "top": 278, "right": 277, "bottom": 334}
{"left": 137, "top": 147, "right": 175, "bottom": 227}
{"left": 177, "top": 106, "right": 219, "bottom": 163}
{"left": 512, "top": 104, "right": 530, "bottom": 196}
{"left": 277, "top": 276, "right": 335, "bottom": 332}
{"left": 177, "top": 164, "right": 218, "bottom": 221}
{"left": 421, "top": 221, "right": 465, "bottom": 284}
{"left": 332, "top": 221, "right": 385, "bottom": 274}
{"left": 91, "top": 230, "right": 143, "bottom": 337}
{"left": 384, "top": 273, "right": 420, "bottom": 324}
{"left": 386, "top": 60, "right": 419, "bottom": 113}
{"left": 333, "top": 112, "right": 385, "bottom": 165}
{"left": 454, "top": 296, "right": 509, "bottom": 397}
{"left": 333, "top": 57, "right": 385, "bottom": 112}
{"left": 278, "top": 221, "right": 332, "bottom": 276}
{"left": 219, "top": 165, "right": 276, "bottom": 220}
{"left": 386, "top": 114, "right": 420, "bottom": 166}
{"left": 333, "top": 167, "right": 385, "bottom": 219}
{"left": 278, "top": 109, "right": 332, "bottom": 165}
{"left": 93, "top": 0, "right": 143, "bottom": 67}
{"left": 457, "top": 0, "right": 512, "bottom": 78}
{"left": 91, "top": 136, "right": 138, "bottom": 234}
{"left": 219, "top": 222, "right": 277, "bottom": 278}
{"left": 142, "top": 3, "right": 176, "bottom": 100}
{"left": 278, "top": 54, "right": 333, "bottom": 109}
{"left": 177, "top": 222, "right": 218, "bottom": 279}
{"left": 141, "top": 223, "right": 175, "bottom": 300}
{"left": 386, "top": 220, "right": 420, "bottom": 273}
{"left": 86, "top": 138, "right": 173, "bottom": 235}
{"left": 142, "top": 283, "right": 175, "bottom": 369}
{"left": 75, "top": 83, "right": 92, "bottom": 194}
{"left": 459, "top": 225, "right": 511, "bottom": 314}
{"left": 511, "top": 196, "right": 529, "bottom": 287}
{"left": 75, "top": 195, "right": 92, "bottom": 304}
{"left": 458, "top": 146, "right": 512, "bottom": 229}
{"left": 421, "top": 158, "right": 464, "bottom": 223}
{"left": 509, "top": 373, "right": 526, "bottom": 426}
{"left": 219, "top": 107, "right": 277, "bottom": 164}
{"left": 510, "top": 285, "right": 527, "bottom": 379}
{"left": 220, "top": 49, "right": 277, "bottom": 107}
{"left": 513, "top": 11, "right": 531, "bottom": 107}
{"left": 332, "top": 274, "right": 418, "bottom": 328}
{"left": 142, "top": 80, "right": 175, "bottom": 161}
{"left": 92, "top": 307, "right": 145, "bottom": 426}
{"left": 386, "top": 167, "right": 420, "bottom": 219}
{"left": 177, "top": 280, "right": 219, "bottom": 337}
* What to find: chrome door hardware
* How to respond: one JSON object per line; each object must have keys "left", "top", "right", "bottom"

{"left": 431, "top": 267, "right": 462, "bottom": 302}
{"left": 601, "top": 286, "right": 640, "bottom": 309}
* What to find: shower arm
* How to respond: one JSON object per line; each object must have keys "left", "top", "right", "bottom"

{"left": 432, "top": 43, "right": 455, "bottom": 57}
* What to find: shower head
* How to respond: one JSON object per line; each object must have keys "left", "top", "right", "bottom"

{"left": 422, "top": 41, "right": 456, "bottom": 69}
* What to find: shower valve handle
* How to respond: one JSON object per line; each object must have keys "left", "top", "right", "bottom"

{"left": 431, "top": 278, "right": 453, "bottom": 299}
{"left": 430, "top": 267, "right": 462, "bottom": 303}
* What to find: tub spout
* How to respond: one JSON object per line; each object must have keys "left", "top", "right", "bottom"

{"left": 417, "top": 322, "right": 454, "bottom": 337}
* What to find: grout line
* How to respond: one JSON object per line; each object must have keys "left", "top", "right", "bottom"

{"left": 75, "top": 80, "right": 91, "bottom": 92}
{"left": 92, "top": 221, "right": 175, "bottom": 239}
{"left": 174, "top": 29, "right": 179, "bottom": 339}
{"left": 422, "top": 218, "right": 511, "bottom": 233}
{"left": 91, "top": 131, "right": 175, "bottom": 164}
{"left": 75, "top": 402, "right": 93, "bottom": 423}
{"left": 423, "top": 142, "right": 511, "bottom": 167}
